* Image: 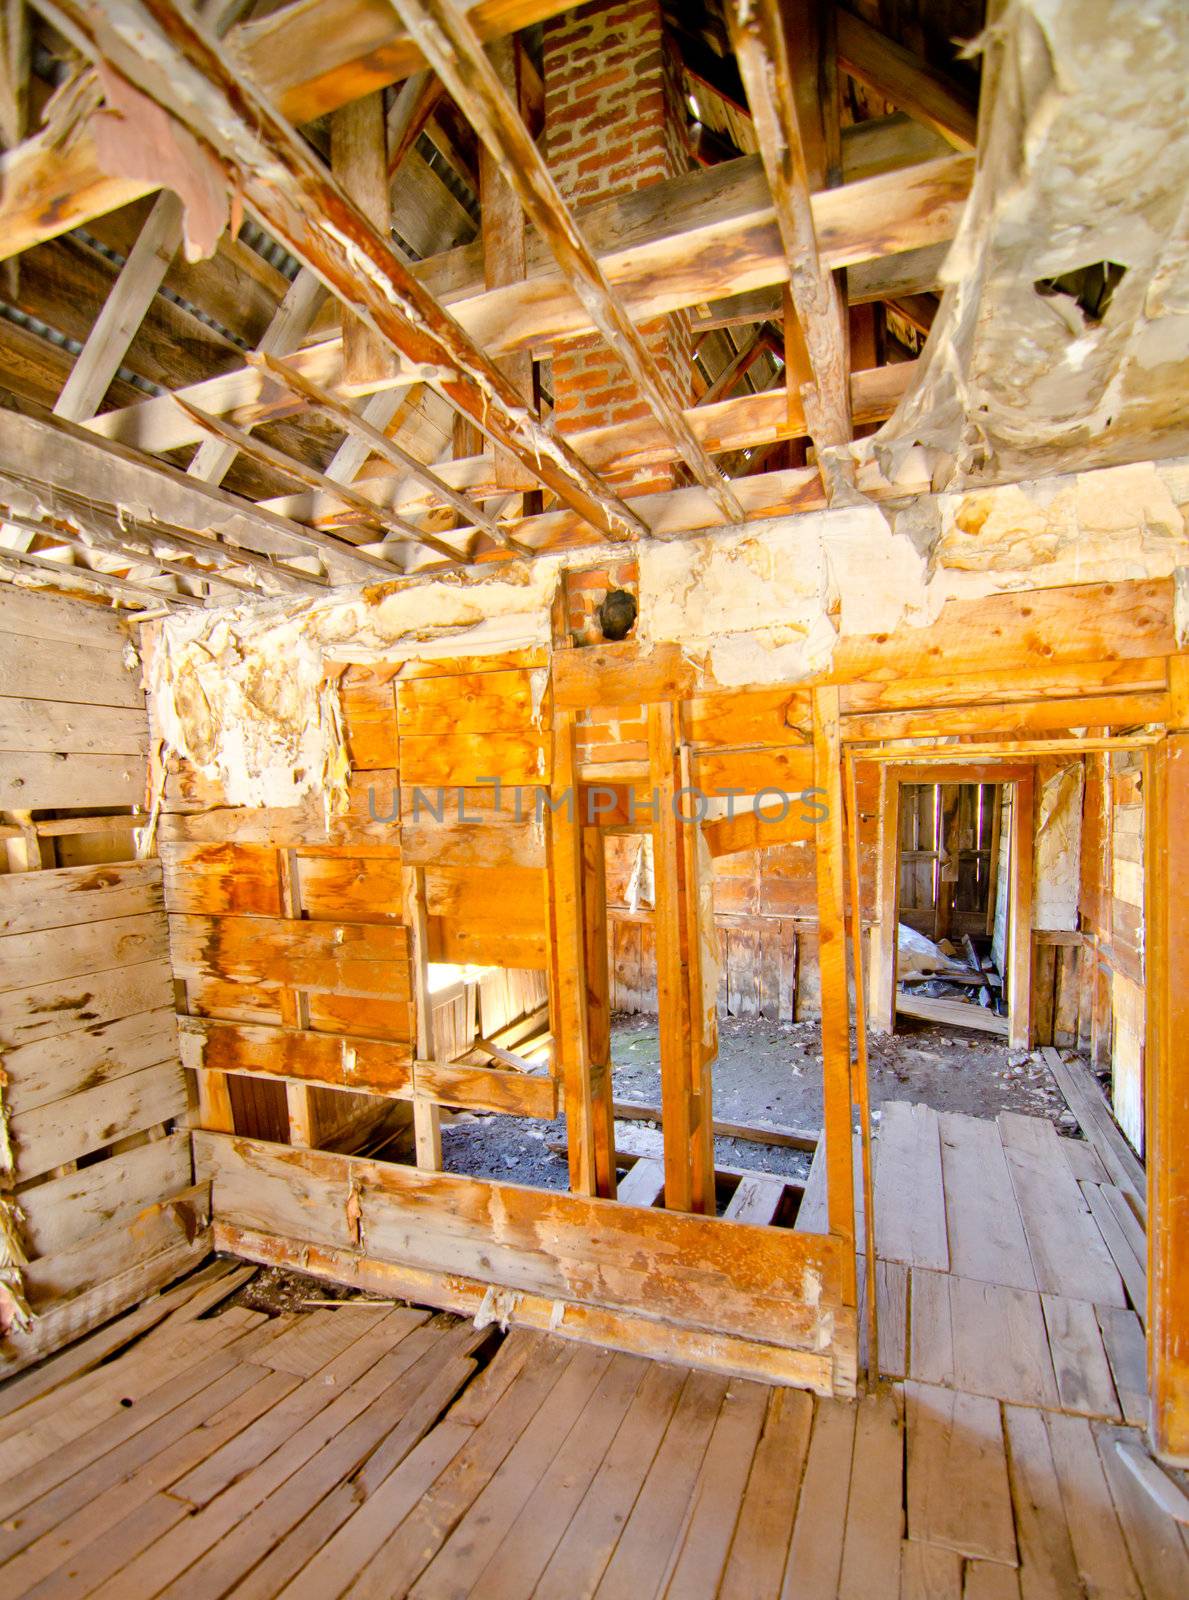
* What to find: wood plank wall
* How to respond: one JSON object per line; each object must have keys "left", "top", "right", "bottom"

{"left": 158, "top": 655, "right": 553, "bottom": 1151}
{"left": 0, "top": 588, "right": 208, "bottom": 1377}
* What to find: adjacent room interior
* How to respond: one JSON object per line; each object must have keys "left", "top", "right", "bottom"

{"left": 0, "top": 0, "right": 1187, "bottom": 1595}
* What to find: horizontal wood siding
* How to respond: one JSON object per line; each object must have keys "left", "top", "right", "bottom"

{"left": 0, "top": 590, "right": 204, "bottom": 1378}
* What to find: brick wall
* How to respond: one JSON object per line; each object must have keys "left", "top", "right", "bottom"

{"left": 543, "top": 0, "right": 692, "bottom": 493}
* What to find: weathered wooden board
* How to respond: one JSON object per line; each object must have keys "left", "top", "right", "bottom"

{"left": 0, "top": 751, "right": 146, "bottom": 810}
{"left": 14, "top": 1133, "right": 193, "bottom": 1258}
{"left": 0, "top": 698, "right": 148, "bottom": 756}
{"left": 21, "top": 1182, "right": 211, "bottom": 1310}
{"left": 0, "top": 860, "right": 162, "bottom": 936}
{"left": 0, "top": 1007, "right": 178, "bottom": 1115}
{"left": 0, "top": 913, "right": 168, "bottom": 994}
{"left": 168, "top": 914, "right": 412, "bottom": 998}
{"left": 178, "top": 1015, "right": 413, "bottom": 1094}
{"left": 0, "top": 957, "right": 175, "bottom": 1047}
{"left": 0, "top": 630, "right": 143, "bottom": 707}
{"left": 8, "top": 1062, "right": 188, "bottom": 1181}
{"left": 197, "top": 1134, "right": 849, "bottom": 1366}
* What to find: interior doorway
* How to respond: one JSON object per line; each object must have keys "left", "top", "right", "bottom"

{"left": 894, "top": 780, "right": 1009, "bottom": 1035}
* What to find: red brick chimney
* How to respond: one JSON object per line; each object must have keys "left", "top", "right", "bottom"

{"left": 543, "top": 0, "right": 692, "bottom": 494}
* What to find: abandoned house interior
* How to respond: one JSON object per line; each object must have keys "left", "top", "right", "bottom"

{"left": 0, "top": 0, "right": 1187, "bottom": 1593}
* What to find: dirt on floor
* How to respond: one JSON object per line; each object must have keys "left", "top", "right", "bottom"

{"left": 438, "top": 1011, "right": 1083, "bottom": 1191}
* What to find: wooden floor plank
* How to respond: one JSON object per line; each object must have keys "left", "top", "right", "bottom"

{"left": 81, "top": 1311, "right": 437, "bottom": 1600}
{"left": 909, "top": 1268, "right": 954, "bottom": 1387}
{"left": 1002, "top": 1404, "right": 1081, "bottom": 1598}
{"left": 533, "top": 1359, "right": 686, "bottom": 1600}
{"left": 1042, "top": 1050, "right": 1146, "bottom": 1219}
{"left": 858, "top": 1259, "right": 908, "bottom": 1380}
{"left": 1043, "top": 1412, "right": 1142, "bottom": 1599}
{"left": 0, "top": 1261, "right": 251, "bottom": 1432}
{"left": 1094, "top": 1422, "right": 1189, "bottom": 1600}
{"left": 998, "top": 1113, "right": 1125, "bottom": 1307}
{"left": 1095, "top": 1306, "right": 1149, "bottom": 1427}
{"left": 591, "top": 1370, "right": 728, "bottom": 1600}
{"left": 780, "top": 1397, "right": 858, "bottom": 1600}
{"left": 257, "top": 1304, "right": 393, "bottom": 1376}
{"left": 1040, "top": 1294, "right": 1121, "bottom": 1420}
{"left": 171, "top": 1322, "right": 485, "bottom": 1600}
{"left": 0, "top": 1318, "right": 268, "bottom": 1524}
{"left": 1081, "top": 1183, "right": 1147, "bottom": 1318}
{"left": 874, "top": 1103, "right": 949, "bottom": 1272}
{"left": 898, "top": 1539, "right": 963, "bottom": 1599}
{"left": 615, "top": 1158, "right": 666, "bottom": 1208}
{"left": 723, "top": 1174, "right": 786, "bottom": 1226}
{"left": 0, "top": 1305, "right": 266, "bottom": 1484}
{"left": 904, "top": 1380, "right": 1017, "bottom": 1567}
{"left": 948, "top": 1278, "right": 1059, "bottom": 1408}
{"left": 168, "top": 1307, "right": 426, "bottom": 1508}
{"left": 962, "top": 1560, "right": 1022, "bottom": 1598}
{"left": 343, "top": 1338, "right": 579, "bottom": 1600}
{"left": 274, "top": 1333, "right": 538, "bottom": 1600}
{"left": 658, "top": 1377, "right": 769, "bottom": 1599}
{"left": 0, "top": 1365, "right": 297, "bottom": 1594}
{"left": 1059, "top": 1136, "right": 1110, "bottom": 1186}
{"left": 470, "top": 1353, "right": 648, "bottom": 1600}
{"left": 794, "top": 1139, "right": 829, "bottom": 1233}
{"left": 938, "top": 1113, "right": 1036, "bottom": 1291}
{"left": 411, "top": 1343, "right": 612, "bottom": 1599}
{"left": 837, "top": 1387, "right": 904, "bottom": 1600}
{"left": 717, "top": 1388, "right": 813, "bottom": 1600}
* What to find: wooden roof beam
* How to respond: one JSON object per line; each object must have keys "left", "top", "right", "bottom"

{"left": 0, "top": 405, "right": 374, "bottom": 588}
{"left": 85, "top": 150, "right": 969, "bottom": 459}
{"left": 0, "top": 0, "right": 577, "bottom": 261}
{"left": 391, "top": 0, "right": 744, "bottom": 525}
{"left": 174, "top": 399, "right": 474, "bottom": 567}
{"left": 48, "top": 0, "right": 646, "bottom": 546}
{"left": 0, "top": 504, "right": 259, "bottom": 598}
{"left": 263, "top": 362, "right": 914, "bottom": 534}
{"left": 247, "top": 351, "right": 517, "bottom": 555}
{"left": 729, "top": 0, "right": 855, "bottom": 499}
{"left": 836, "top": 9, "right": 978, "bottom": 154}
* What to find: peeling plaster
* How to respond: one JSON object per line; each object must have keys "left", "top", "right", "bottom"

{"left": 148, "top": 456, "right": 1189, "bottom": 808}
{"left": 877, "top": 0, "right": 1189, "bottom": 488}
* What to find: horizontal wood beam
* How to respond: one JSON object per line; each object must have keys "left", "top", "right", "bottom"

{"left": 392, "top": 0, "right": 744, "bottom": 525}
{"left": 0, "top": 406, "right": 364, "bottom": 588}
{"left": 55, "top": 0, "right": 645, "bottom": 546}
{"left": 85, "top": 149, "right": 967, "bottom": 457}
{"left": 263, "top": 363, "right": 913, "bottom": 531}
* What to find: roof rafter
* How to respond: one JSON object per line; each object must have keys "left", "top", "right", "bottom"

{"left": 42, "top": 0, "right": 646, "bottom": 546}
{"left": 728, "top": 0, "right": 855, "bottom": 499}
{"left": 0, "top": 0, "right": 578, "bottom": 260}
{"left": 248, "top": 351, "right": 516, "bottom": 554}
{"left": 175, "top": 398, "right": 477, "bottom": 567}
{"left": 836, "top": 9, "right": 978, "bottom": 153}
{"left": 82, "top": 147, "right": 969, "bottom": 459}
{"left": 391, "top": 0, "right": 744, "bottom": 525}
{"left": 0, "top": 404, "right": 379, "bottom": 588}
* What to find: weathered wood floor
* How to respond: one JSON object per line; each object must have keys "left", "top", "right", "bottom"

{"left": 0, "top": 1105, "right": 1185, "bottom": 1598}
